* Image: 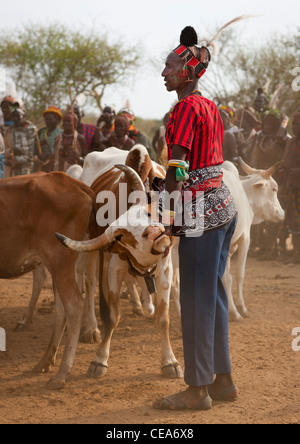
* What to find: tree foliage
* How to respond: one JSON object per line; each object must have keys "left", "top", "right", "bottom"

{"left": 0, "top": 23, "right": 140, "bottom": 118}
{"left": 201, "top": 28, "right": 300, "bottom": 118}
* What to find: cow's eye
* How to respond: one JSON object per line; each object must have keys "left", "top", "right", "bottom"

{"left": 116, "top": 234, "right": 123, "bottom": 241}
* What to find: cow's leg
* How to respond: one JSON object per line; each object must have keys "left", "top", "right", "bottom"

{"left": 234, "top": 235, "right": 250, "bottom": 318}
{"left": 87, "top": 254, "right": 123, "bottom": 378}
{"left": 135, "top": 277, "right": 155, "bottom": 317}
{"left": 35, "top": 265, "right": 84, "bottom": 390}
{"left": 77, "top": 252, "right": 101, "bottom": 344}
{"left": 170, "top": 238, "right": 181, "bottom": 316}
{"left": 32, "top": 283, "right": 66, "bottom": 376}
{"left": 15, "top": 265, "right": 48, "bottom": 331}
{"left": 223, "top": 255, "right": 242, "bottom": 321}
{"left": 126, "top": 279, "right": 144, "bottom": 316}
{"left": 155, "top": 258, "right": 183, "bottom": 379}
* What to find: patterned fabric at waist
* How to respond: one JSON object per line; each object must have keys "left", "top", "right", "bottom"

{"left": 183, "top": 165, "right": 223, "bottom": 195}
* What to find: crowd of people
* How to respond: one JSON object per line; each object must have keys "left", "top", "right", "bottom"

{"left": 1, "top": 90, "right": 300, "bottom": 263}
{"left": 0, "top": 97, "right": 157, "bottom": 179}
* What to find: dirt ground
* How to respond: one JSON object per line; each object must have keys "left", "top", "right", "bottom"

{"left": 0, "top": 256, "right": 300, "bottom": 425}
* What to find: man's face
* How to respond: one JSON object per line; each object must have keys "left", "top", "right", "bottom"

{"left": 44, "top": 112, "right": 60, "bottom": 131}
{"left": 292, "top": 114, "right": 300, "bottom": 138}
{"left": 262, "top": 115, "right": 280, "bottom": 136}
{"left": 63, "top": 115, "right": 75, "bottom": 132}
{"left": 102, "top": 107, "right": 115, "bottom": 123}
{"left": 1, "top": 102, "right": 12, "bottom": 121}
{"left": 115, "top": 120, "right": 127, "bottom": 138}
{"left": 161, "top": 52, "right": 186, "bottom": 92}
{"left": 11, "top": 111, "right": 24, "bottom": 127}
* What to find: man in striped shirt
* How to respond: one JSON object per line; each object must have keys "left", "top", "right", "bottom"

{"left": 153, "top": 26, "right": 238, "bottom": 411}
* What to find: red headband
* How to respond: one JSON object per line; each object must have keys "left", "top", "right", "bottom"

{"left": 174, "top": 44, "right": 206, "bottom": 79}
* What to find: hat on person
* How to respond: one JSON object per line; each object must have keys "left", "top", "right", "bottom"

{"left": 1, "top": 95, "right": 15, "bottom": 106}
{"left": 43, "top": 106, "right": 63, "bottom": 120}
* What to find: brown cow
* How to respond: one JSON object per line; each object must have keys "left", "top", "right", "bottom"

{"left": 0, "top": 172, "right": 96, "bottom": 389}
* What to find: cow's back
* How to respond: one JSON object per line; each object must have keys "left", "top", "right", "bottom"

{"left": 0, "top": 172, "right": 96, "bottom": 278}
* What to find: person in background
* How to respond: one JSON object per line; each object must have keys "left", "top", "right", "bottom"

{"left": 108, "top": 115, "right": 135, "bottom": 151}
{"left": 73, "top": 106, "right": 95, "bottom": 155}
{"left": 53, "top": 111, "right": 86, "bottom": 172}
{"left": 246, "top": 108, "right": 290, "bottom": 260}
{"left": 219, "top": 107, "right": 239, "bottom": 164}
{"left": 3, "top": 108, "right": 36, "bottom": 177}
{"left": 91, "top": 106, "right": 116, "bottom": 152}
{"left": 0, "top": 96, "right": 15, "bottom": 130}
{"left": 34, "top": 106, "right": 63, "bottom": 172}
{"left": 282, "top": 111, "right": 300, "bottom": 264}
{"left": 118, "top": 108, "right": 157, "bottom": 160}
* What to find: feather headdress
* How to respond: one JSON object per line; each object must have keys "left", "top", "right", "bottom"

{"left": 201, "top": 15, "right": 259, "bottom": 56}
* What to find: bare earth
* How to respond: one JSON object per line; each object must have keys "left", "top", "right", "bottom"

{"left": 0, "top": 257, "right": 300, "bottom": 425}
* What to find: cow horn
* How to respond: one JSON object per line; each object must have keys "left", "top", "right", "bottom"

{"left": 238, "top": 157, "right": 259, "bottom": 175}
{"left": 115, "top": 164, "right": 145, "bottom": 193}
{"left": 55, "top": 232, "right": 112, "bottom": 253}
{"left": 262, "top": 160, "right": 284, "bottom": 179}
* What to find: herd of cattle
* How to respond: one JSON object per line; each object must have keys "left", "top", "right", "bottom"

{"left": 0, "top": 145, "right": 284, "bottom": 389}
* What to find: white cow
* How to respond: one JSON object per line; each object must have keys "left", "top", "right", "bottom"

{"left": 172, "top": 158, "right": 285, "bottom": 321}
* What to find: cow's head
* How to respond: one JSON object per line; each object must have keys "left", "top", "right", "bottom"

{"left": 239, "top": 157, "right": 285, "bottom": 224}
{"left": 56, "top": 164, "right": 170, "bottom": 274}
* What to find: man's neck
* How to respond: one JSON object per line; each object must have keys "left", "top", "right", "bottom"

{"left": 177, "top": 81, "right": 199, "bottom": 101}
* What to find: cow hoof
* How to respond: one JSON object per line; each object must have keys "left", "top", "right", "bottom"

{"left": 14, "top": 322, "right": 29, "bottom": 332}
{"left": 132, "top": 306, "right": 144, "bottom": 317}
{"left": 87, "top": 361, "right": 108, "bottom": 378}
{"left": 32, "top": 361, "right": 52, "bottom": 374}
{"left": 47, "top": 377, "right": 65, "bottom": 390}
{"left": 80, "top": 329, "right": 101, "bottom": 344}
{"left": 237, "top": 307, "right": 250, "bottom": 318}
{"left": 161, "top": 362, "right": 184, "bottom": 379}
{"left": 229, "top": 312, "right": 243, "bottom": 322}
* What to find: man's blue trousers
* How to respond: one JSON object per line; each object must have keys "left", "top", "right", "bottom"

{"left": 179, "top": 217, "right": 237, "bottom": 386}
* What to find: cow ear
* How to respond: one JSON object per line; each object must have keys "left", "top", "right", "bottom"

{"left": 252, "top": 181, "right": 266, "bottom": 189}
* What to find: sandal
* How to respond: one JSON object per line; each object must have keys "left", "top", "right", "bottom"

{"left": 153, "top": 392, "right": 212, "bottom": 411}
{"left": 208, "top": 383, "right": 238, "bottom": 401}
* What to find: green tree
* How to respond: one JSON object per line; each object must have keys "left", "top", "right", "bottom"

{"left": 0, "top": 23, "right": 140, "bottom": 118}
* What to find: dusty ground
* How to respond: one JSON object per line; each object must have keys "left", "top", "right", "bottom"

{"left": 0, "top": 257, "right": 300, "bottom": 425}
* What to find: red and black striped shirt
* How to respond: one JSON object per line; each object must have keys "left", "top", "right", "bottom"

{"left": 166, "top": 92, "right": 224, "bottom": 170}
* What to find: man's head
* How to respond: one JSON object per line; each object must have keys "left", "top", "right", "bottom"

{"left": 262, "top": 110, "right": 282, "bottom": 136}
{"left": 162, "top": 26, "right": 210, "bottom": 92}
{"left": 1, "top": 96, "right": 15, "bottom": 122}
{"left": 43, "top": 106, "right": 62, "bottom": 131}
{"left": 101, "top": 106, "right": 116, "bottom": 124}
{"left": 114, "top": 116, "right": 130, "bottom": 138}
{"left": 118, "top": 108, "right": 135, "bottom": 125}
{"left": 11, "top": 108, "right": 25, "bottom": 127}
{"left": 62, "top": 111, "right": 78, "bottom": 133}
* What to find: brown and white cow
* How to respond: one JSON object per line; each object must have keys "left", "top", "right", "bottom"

{"left": 0, "top": 172, "right": 98, "bottom": 389}
{"left": 57, "top": 145, "right": 183, "bottom": 379}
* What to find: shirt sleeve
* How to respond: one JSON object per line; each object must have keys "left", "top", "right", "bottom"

{"left": 169, "top": 100, "right": 199, "bottom": 151}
